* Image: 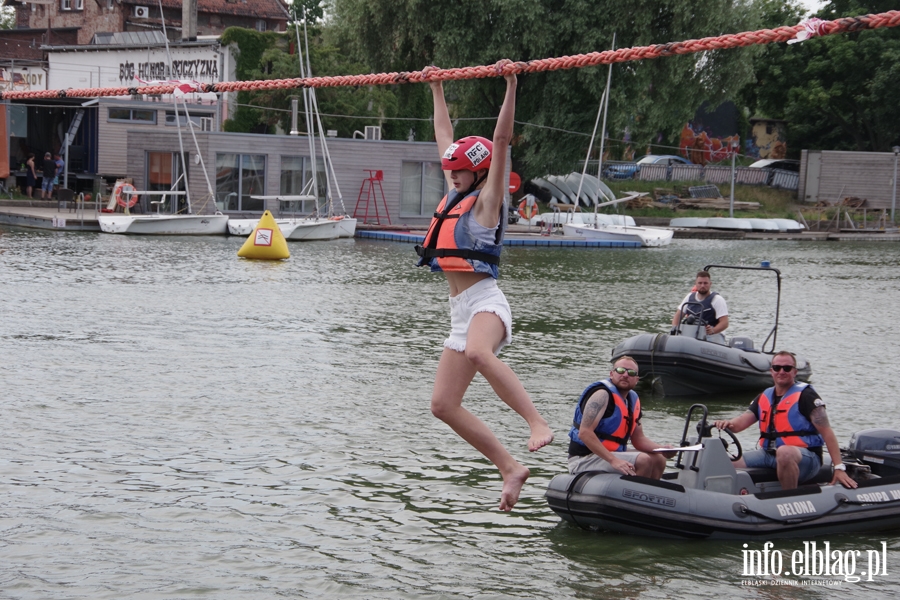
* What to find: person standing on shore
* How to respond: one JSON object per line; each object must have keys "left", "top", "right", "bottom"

{"left": 416, "top": 64, "right": 554, "bottom": 511}
{"left": 41, "top": 152, "right": 57, "bottom": 200}
{"left": 25, "top": 153, "right": 36, "bottom": 198}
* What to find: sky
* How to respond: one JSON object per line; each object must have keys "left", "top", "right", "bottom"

{"left": 799, "top": 0, "right": 826, "bottom": 14}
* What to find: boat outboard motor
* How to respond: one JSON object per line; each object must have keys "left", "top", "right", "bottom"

{"left": 845, "top": 429, "right": 900, "bottom": 477}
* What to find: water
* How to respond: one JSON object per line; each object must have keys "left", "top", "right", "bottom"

{"left": 2, "top": 228, "right": 900, "bottom": 598}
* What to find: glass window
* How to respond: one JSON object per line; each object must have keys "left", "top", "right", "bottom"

{"left": 401, "top": 161, "right": 446, "bottom": 216}
{"left": 164, "top": 112, "right": 210, "bottom": 127}
{"left": 146, "top": 152, "right": 188, "bottom": 213}
{"left": 108, "top": 108, "right": 156, "bottom": 123}
{"left": 216, "top": 153, "right": 266, "bottom": 212}
{"left": 279, "top": 155, "right": 326, "bottom": 215}
{"left": 60, "top": 0, "right": 71, "bottom": 10}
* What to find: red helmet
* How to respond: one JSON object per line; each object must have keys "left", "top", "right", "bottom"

{"left": 441, "top": 136, "right": 492, "bottom": 172}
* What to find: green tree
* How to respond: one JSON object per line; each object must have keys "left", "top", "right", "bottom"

{"left": 220, "top": 25, "right": 402, "bottom": 137}
{"left": 743, "top": 0, "right": 900, "bottom": 153}
{"left": 332, "top": 0, "right": 760, "bottom": 178}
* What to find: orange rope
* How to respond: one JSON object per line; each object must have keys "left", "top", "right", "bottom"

{"left": 2, "top": 10, "right": 898, "bottom": 101}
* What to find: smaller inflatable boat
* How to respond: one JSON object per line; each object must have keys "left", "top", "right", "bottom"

{"left": 546, "top": 405, "right": 900, "bottom": 540}
{"left": 611, "top": 264, "right": 811, "bottom": 396}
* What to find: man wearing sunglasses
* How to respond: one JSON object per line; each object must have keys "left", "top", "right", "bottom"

{"left": 671, "top": 271, "right": 729, "bottom": 337}
{"left": 714, "top": 351, "right": 856, "bottom": 490}
{"left": 568, "top": 357, "right": 674, "bottom": 478}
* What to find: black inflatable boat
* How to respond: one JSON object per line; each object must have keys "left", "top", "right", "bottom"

{"left": 611, "top": 264, "right": 811, "bottom": 396}
{"left": 546, "top": 405, "right": 900, "bottom": 540}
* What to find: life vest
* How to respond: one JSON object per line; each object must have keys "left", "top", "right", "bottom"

{"left": 568, "top": 379, "right": 641, "bottom": 456}
{"left": 414, "top": 189, "right": 504, "bottom": 277}
{"left": 684, "top": 291, "right": 720, "bottom": 326}
{"left": 756, "top": 382, "right": 824, "bottom": 451}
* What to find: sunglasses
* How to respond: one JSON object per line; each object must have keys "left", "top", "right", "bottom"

{"left": 613, "top": 367, "right": 639, "bottom": 377}
{"left": 771, "top": 364, "right": 795, "bottom": 372}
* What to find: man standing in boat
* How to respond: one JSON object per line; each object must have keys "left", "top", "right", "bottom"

{"left": 568, "top": 357, "right": 673, "bottom": 478}
{"left": 714, "top": 351, "right": 857, "bottom": 489}
{"left": 671, "top": 270, "right": 729, "bottom": 336}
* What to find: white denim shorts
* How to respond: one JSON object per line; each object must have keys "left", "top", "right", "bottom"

{"left": 444, "top": 278, "right": 512, "bottom": 355}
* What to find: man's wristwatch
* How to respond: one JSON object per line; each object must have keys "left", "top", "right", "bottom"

{"left": 833, "top": 464, "right": 847, "bottom": 471}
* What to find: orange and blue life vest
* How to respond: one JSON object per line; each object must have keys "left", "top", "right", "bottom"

{"left": 415, "top": 189, "right": 504, "bottom": 278}
{"left": 568, "top": 379, "right": 641, "bottom": 456}
{"left": 756, "top": 382, "right": 824, "bottom": 451}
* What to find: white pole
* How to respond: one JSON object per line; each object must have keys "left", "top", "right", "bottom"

{"left": 892, "top": 147, "right": 899, "bottom": 223}
{"left": 595, "top": 33, "right": 615, "bottom": 187}
{"left": 729, "top": 141, "right": 737, "bottom": 218}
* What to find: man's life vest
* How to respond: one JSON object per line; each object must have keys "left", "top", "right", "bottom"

{"left": 757, "top": 382, "right": 824, "bottom": 451}
{"left": 568, "top": 379, "right": 641, "bottom": 456}
{"left": 414, "top": 189, "right": 505, "bottom": 278}
{"left": 683, "top": 291, "right": 720, "bottom": 326}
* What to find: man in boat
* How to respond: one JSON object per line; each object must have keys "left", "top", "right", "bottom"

{"left": 714, "top": 351, "right": 857, "bottom": 490}
{"left": 568, "top": 356, "right": 674, "bottom": 478}
{"left": 671, "top": 270, "right": 729, "bottom": 337}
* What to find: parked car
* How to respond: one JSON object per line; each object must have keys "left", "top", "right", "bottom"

{"left": 748, "top": 158, "right": 800, "bottom": 172}
{"left": 602, "top": 154, "right": 692, "bottom": 179}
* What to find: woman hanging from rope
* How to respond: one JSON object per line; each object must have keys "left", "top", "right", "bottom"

{"left": 416, "top": 62, "right": 554, "bottom": 511}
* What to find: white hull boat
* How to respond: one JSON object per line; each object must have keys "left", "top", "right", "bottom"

{"left": 706, "top": 217, "right": 753, "bottom": 231}
{"left": 228, "top": 218, "right": 341, "bottom": 240}
{"left": 282, "top": 219, "right": 341, "bottom": 241}
{"left": 563, "top": 222, "right": 674, "bottom": 247}
{"left": 98, "top": 214, "right": 229, "bottom": 235}
{"left": 332, "top": 216, "right": 357, "bottom": 238}
{"left": 669, "top": 217, "right": 709, "bottom": 228}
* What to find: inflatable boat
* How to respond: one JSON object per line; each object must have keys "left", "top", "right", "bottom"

{"left": 611, "top": 264, "right": 811, "bottom": 396}
{"left": 546, "top": 405, "right": 900, "bottom": 540}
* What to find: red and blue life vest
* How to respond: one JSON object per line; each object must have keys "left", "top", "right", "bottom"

{"left": 415, "top": 189, "right": 503, "bottom": 278}
{"left": 568, "top": 379, "right": 641, "bottom": 456}
{"left": 756, "top": 382, "right": 824, "bottom": 451}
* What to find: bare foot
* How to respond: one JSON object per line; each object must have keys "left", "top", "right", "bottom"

{"left": 528, "top": 423, "right": 554, "bottom": 452}
{"left": 499, "top": 465, "right": 530, "bottom": 511}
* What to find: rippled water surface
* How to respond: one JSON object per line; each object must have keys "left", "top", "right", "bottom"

{"left": 2, "top": 228, "right": 900, "bottom": 598}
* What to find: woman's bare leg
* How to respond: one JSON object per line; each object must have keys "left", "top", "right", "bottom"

{"left": 465, "top": 311, "right": 554, "bottom": 452}
{"left": 430, "top": 348, "right": 530, "bottom": 511}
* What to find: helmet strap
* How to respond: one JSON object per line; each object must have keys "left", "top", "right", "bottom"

{"left": 466, "top": 170, "right": 488, "bottom": 195}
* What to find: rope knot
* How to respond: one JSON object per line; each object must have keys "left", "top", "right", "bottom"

{"left": 788, "top": 17, "right": 828, "bottom": 44}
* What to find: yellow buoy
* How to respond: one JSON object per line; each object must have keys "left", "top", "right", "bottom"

{"left": 237, "top": 210, "right": 290, "bottom": 260}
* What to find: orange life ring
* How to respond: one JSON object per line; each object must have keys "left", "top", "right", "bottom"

{"left": 518, "top": 199, "right": 537, "bottom": 220}
{"left": 115, "top": 183, "right": 139, "bottom": 208}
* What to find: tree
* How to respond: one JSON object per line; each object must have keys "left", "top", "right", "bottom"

{"left": 743, "top": 0, "right": 900, "bottom": 153}
{"left": 220, "top": 25, "right": 402, "bottom": 137}
{"left": 331, "top": 0, "right": 760, "bottom": 178}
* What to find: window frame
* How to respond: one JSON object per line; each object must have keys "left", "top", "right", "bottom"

{"left": 107, "top": 107, "right": 157, "bottom": 124}
{"left": 400, "top": 161, "right": 446, "bottom": 217}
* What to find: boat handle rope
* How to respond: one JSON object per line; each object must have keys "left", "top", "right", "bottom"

{"left": 740, "top": 354, "right": 770, "bottom": 372}
{"left": 739, "top": 497, "right": 850, "bottom": 524}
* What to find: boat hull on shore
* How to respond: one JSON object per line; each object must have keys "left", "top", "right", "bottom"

{"left": 562, "top": 222, "right": 674, "bottom": 247}
{"left": 98, "top": 214, "right": 229, "bottom": 235}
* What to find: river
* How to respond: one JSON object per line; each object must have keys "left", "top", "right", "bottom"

{"left": 2, "top": 228, "right": 899, "bottom": 598}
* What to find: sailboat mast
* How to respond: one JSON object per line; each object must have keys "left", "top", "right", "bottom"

{"left": 295, "top": 18, "right": 319, "bottom": 214}
{"left": 595, "top": 33, "right": 615, "bottom": 191}
{"left": 303, "top": 16, "right": 344, "bottom": 216}
{"left": 157, "top": 0, "right": 192, "bottom": 212}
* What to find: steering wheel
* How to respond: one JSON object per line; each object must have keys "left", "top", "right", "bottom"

{"left": 715, "top": 427, "right": 742, "bottom": 462}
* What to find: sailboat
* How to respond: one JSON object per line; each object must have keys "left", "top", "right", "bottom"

{"left": 98, "top": 14, "right": 227, "bottom": 235}
{"left": 297, "top": 16, "right": 356, "bottom": 237}
{"left": 562, "top": 34, "right": 673, "bottom": 248}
